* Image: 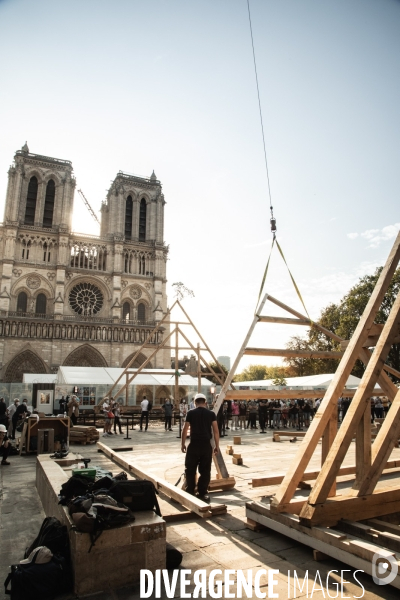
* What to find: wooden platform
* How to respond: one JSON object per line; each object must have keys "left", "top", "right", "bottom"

{"left": 246, "top": 500, "right": 400, "bottom": 589}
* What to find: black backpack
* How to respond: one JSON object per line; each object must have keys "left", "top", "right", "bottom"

{"left": 69, "top": 491, "right": 135, "bottom": 551}
{"left": 109, "top": 480, "right": 161, "bottom": 516}
{"left": 4, "top": 554, "right": 69, "bottom": 600}
{"left": 59, "top": 475, "right": 91, "bottom": 505}
{"left": 24, "top": 517, "right": 69, "bottom": 560}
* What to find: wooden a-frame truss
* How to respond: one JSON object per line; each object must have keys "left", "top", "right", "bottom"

{"left": 99, "top": 298, "right": 233, "bottom": 406}
{"left": 213, "top": 232, "right": 400, "bottom": 522}
{"left": 99, "top": 298, "right": 237, "bottom": 487}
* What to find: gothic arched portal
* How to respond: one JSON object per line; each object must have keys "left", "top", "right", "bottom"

{"left": 4, "top": 350, "right": 47, "bottom": 382}
{"left": 121, "top": 352, "right": 152, "bottom": 369}
{"left": 63, "top": 344, "right": 108, "bottom": 368}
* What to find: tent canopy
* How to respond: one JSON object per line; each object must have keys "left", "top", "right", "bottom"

{"left": 55, "top": 366, "right": 212, "bottom": 387}
{"left": 234, "top": 373, "right": 380, "bottom": 390}
{"left": 23, "top": 373, "right": 57, "bottom": 384}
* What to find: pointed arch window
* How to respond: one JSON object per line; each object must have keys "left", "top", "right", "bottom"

{"left": 43, "top": 242, "right": 51, "bottom": 262}
{"left": 125, "top": 196, "right": 133, "bottom": 239}
{"left": 122, "top": 302, "right": 130, "bottom": 321}
{"left": 22, "top": 239, "right": 31, "bottom": 260}
{"left": 24, "top": 176, "right": 38, "bottom": 225}
{"left": 137, "top": 302, "right": 146, "bottom": 322}
{"left": 17, "top": 291, "right": 27, "bottom": 313}
{"left": 139, "top": 254, "right": 146, "bottom": 275}
{"left": 139, "top": 198, "right": 147, "bottom": 241}
{"left": 35, "top": 293, "right": 47, "bottom": 315}
{"left": 43, "top": 179, "right": 55, "bottom": 227}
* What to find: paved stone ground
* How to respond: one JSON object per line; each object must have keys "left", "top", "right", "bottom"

{"left": 0, "top": 424, "right": 398, "bottom": 599}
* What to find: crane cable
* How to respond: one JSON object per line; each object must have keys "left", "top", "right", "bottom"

{"left": 247, "top": 0, "right": 311, "bottom": 322}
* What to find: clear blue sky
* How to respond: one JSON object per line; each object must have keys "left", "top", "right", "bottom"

{"left": 1, "top": 0, "right": 399, "bottom": 370}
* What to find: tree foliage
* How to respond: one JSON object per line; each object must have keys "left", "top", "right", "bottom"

{"left": 203, "top": 361, "right": 228, "bottom": 384}
{"left": 284, "top": 267, "right": 400, "bottom": 381}
{"left": 233, "top": 364, "right": 292, "bottom": 382}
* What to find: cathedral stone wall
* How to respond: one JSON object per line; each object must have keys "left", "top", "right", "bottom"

{"left": 0, "top": 144, "right": 169, "bottom": 381}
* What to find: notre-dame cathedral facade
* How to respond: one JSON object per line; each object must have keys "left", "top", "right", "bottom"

{"left": 0, "top": 143, "right": 169, "bottom": 382}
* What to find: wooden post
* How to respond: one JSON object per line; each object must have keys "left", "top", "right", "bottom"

{"left": 197, "top": 343, "right": 201, "bottom": 393}
{"left": 354, "top": 401, "right": 371, "bottom": 489}
{"left": 125, "top": 374, "right": 129, "bottom": 407}
{"left": 321, "top": 399, "right": 338, "bottom": 497}
{"left": 212, "top": 293, "right": 270, "bottom": 417}
{"left": 174, "top": 325, "right": 179, "bottom": 405}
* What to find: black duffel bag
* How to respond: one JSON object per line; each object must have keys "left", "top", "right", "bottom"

{"left": 4, "top": 554, "right": 69, "bottom": 600}
{"left": 109, "top": 480, "right": 161, "bottom": 516}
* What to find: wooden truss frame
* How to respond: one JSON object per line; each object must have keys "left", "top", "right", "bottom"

{"left": 214, "top": 232, "right": 400, "bottom": 517}
{"left": 99, "top": 298, "right": 236, "bottom": 486}
{"left": 99, "top": 299, "right": 233, "bottom": 407}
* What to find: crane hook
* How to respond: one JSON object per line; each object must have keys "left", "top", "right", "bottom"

{"left": 270, "top": 205, "right": 277, "bottom": 237}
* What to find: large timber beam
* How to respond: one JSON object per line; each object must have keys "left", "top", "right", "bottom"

{"left": 97, "top": 442, "right": 227, "bottom": 518}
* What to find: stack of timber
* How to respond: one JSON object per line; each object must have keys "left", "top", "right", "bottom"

{"left": 246, "top": 500, "right": 400, "bottom": 588}
{"left": 69, "top": 425, "right": 99, "bottom": 445}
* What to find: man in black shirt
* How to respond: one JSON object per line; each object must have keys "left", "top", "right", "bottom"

{"left": 181, "top": 393, "right": 219, "bottom": 502}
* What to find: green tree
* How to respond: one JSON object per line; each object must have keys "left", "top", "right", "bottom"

{"left": 203, "top": 361, "right": 228, "bottom": 384}
{"left": 234, "top": 364, "right": 291, "bottom": 382}
{"left": 284, "top": 267, "right": 400, "bottom": 380}
{"left": 272, "top": 375, "right": 287, "bottom": 386}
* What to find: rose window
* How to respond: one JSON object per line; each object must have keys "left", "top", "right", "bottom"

{"left": 69, "top": 283, "right": 103, "bottom": 316}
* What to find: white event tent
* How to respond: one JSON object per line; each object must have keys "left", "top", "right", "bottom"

{"left": 234, "top": 373, "right": 381, "bottom": 391}
{"left": 55, "top": 366, "right": 212, "bottom": 388}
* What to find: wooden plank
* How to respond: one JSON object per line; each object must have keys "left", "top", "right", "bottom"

{"left": 244, "top": 348, "right": 344, "bottom": 358}
{"left": 246, "top": 502, "right": 395, "bottom": 561}
{"left": 245, "top": 508, "right": 396, "bottom": 585}
{"left": 367, "top": 519, "right": 400, "bottom": 537}
{"left": 208, "top": 477, "right": 236, "bottom": 491}
{"left": 251, "top": 459, "right": 400, "bottom": 488}
{"left": 247, "top": 502, "right": 400, "bottom": 588}
{"left": 271, "top": 430, "right": 306, "bottom": 438}
{"left": 265, "top": 294, "right": 343, "bottom": 342}
{"left": 341, "top": 333, "right": 400, "bottom": 350}
{"left": 339, "top": 520, "right": 400, "bottom": 553}
{"left": 97, "top": 442, "right": 227, "bottom": 518}
{"left": 211, "top": 293, "right": 270, "bottom": 417}
{"left": 321, "top": 400, "right": 337, "bottom": 497}
{"left": 258, "top": 316, "right": 311, "bottom": 326}
{"left": 300, "top": 487, "right": 400, "bottom": 527}
{"left": 305, "top": 285, "right": 400, "bottom": 507}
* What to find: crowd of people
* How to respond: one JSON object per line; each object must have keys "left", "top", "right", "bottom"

{"left": 213, "top": 398, "right": 317, "bottom": 434}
